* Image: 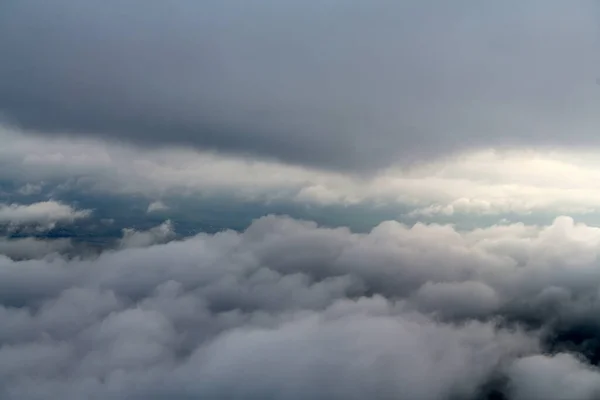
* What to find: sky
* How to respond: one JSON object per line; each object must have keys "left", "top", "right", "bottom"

{"left": 2, "top": 1, "right": 600, "bottom": 399}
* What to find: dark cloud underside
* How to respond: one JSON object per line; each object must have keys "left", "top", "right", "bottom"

{"left": 1, "top": 1, "right": 600, "bottom": 171}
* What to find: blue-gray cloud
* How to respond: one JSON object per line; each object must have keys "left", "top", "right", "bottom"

{"left": 2, "top": 1, "right": 600, "bottom": 171}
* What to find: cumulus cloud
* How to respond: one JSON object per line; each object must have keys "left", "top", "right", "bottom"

{"left": 0, "top": 201, "right": 91, "bottom": 231}
{"left": 2, "top": 215, "right": 600, "bottom": 398}
{"left": 1, "top": 1, "right": 600, "bottom": 171}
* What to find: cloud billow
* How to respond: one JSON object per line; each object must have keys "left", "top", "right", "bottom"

{"left": 1, "top": 215, "right": 600, "bottom": 398}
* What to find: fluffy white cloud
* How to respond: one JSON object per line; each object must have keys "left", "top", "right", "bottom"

{"left": 1, "top": 215, "right": 600, "bottom": 398}
{"left": 118, "top": 220, "right": 175, "bottom": 249}
{"left": 0, "top": 201, "right": 91, "bottom": 230}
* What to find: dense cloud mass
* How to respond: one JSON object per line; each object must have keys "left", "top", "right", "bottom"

{"left": 2, "top": 1, "right": 600, "bottom": 171}
{"left": 2, "top": 215, "right": 600, "bottom": 398}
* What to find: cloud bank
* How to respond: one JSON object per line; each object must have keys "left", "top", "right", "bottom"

{"left": 1, "top": 215, "right": 600, "bottom": 398}
{"left": 1, "top": 1, "right": 600, "bottom": 171}
{"left": 6, "top": 127, "right": 600, "bottom": 219}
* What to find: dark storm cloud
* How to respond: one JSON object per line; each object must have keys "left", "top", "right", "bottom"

{"left": 2, "top": 1, "right": 600, "bottom": 171}
{"left": 3, "top": 215, "right": 600, "bottom": 398}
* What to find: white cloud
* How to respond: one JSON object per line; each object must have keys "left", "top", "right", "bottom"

{"left": 6, "top": 127, "right": 600, "bottom": 217}
{"left": 118, "top": 220, "right": 175, "bottom": 249}
{"left": 0, "top": 201, "right": 91, "bottom": 230}
{"left": 1, "top": 215, "right": 600, "bottom": 397}
{"left": 147, "top": 201, "right": 169, "bottom": 213}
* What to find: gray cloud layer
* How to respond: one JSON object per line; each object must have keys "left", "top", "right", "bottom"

{"left": 3, "top": 215, "right": 600, "bottom": 398}
{"left": 2, "top": 1, "right": 600, "bottom": 171}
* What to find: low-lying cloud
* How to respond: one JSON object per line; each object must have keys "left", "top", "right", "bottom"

{"left": 0, "top": 237, "right": 73, "bottom": 261}
{"left": 0, "top": 201, "right": 91, "bottom": 231}
{"left": 2, "top": 215, "right": 600, "bottom": 398}
{"left": 118, "top": 220, "right": 175, "bottom": 249}
{"left": 6, "top": 127, "right": 600, "bottom": 219}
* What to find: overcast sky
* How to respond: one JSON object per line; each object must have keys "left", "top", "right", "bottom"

{"left": 4, "top": 2, "right": 600, "bottom": 399}
{"left": 2, "top": 0, "right": 600, "bottom": 171}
